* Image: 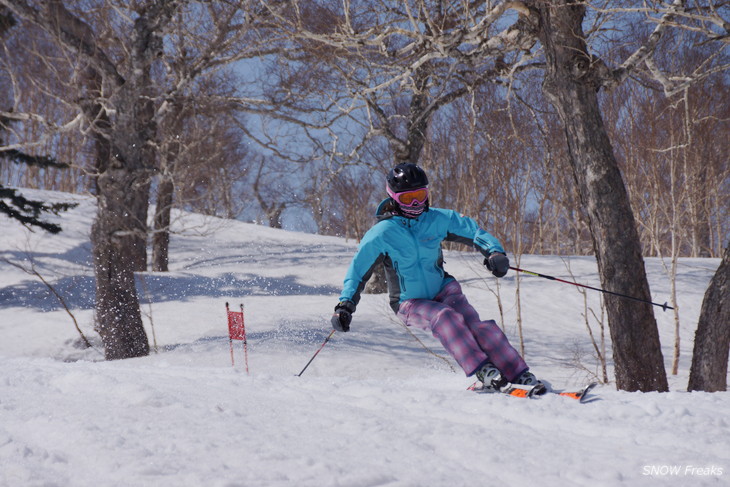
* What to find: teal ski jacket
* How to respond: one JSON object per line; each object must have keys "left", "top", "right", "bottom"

{"left": 339, "top": 201, "right": 505, "bottom": 313}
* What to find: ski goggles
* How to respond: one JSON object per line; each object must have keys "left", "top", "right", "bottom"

{"left": 387, "top": 186, "right": 429, "bottom": 207}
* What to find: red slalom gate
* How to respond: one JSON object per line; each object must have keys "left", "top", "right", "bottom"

{"left": 226, "top": 302, "right": 249, "bottom": 373}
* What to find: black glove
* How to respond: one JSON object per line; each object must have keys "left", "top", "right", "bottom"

{"left": 484, "top": 252, "right": 509, "bottom": 278}
{"left": 331, "top": 300, "right": 356, "bottom": 332}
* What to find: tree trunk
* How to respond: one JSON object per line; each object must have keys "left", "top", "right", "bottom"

{"left": 152, "top": 177, "right": 174, "bottom": 272}
{"left": 267, "top": 204, "right": 285, "bottom": 229}
{"left": 83, "top": 61, "right": 151, "bottom": 360}
{"left": 403, "top": 67, "right": 430, "bottom": 164}
{"left": 688, "top": 240, "right": 730, "bottom": 392}
{"left": 92, "top": 165, "right": 150, "bottom": 360}
{"left": 532, "top": 0, "right": 667, "bottom": 391}
{"left": 128, "top": 178, "right": 150, "bottom": 273}
{"left": 91, "top": 60, "right": 153, "bottom": 359}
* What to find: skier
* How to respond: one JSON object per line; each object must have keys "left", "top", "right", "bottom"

{"left": 331, "top": 163, "right": 540, "bottom": 391}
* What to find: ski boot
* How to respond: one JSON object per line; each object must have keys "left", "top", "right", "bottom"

{"left": 475, "top": 362, "right": 508, "bottom": 391}
{"left": 513, "top": 369, "right": 546, "bottom": 395}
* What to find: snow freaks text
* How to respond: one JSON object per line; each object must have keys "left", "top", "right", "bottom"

{"left": 642, "top": 465, "right": 724, "bottom": 477}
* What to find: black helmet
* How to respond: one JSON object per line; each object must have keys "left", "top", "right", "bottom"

{"left": 386, "top": 163, "right": 428, "bottom": 192}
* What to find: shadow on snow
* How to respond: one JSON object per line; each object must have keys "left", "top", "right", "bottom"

{"left": 0, "top": 271, "right": 339, "bottom": 311}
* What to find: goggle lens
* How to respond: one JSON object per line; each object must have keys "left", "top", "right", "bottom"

{"left": 388, "top": 187, "right": 429, "bottom": 206}
{"left": 398, "top": 188, "right": 428, "bottom": 205}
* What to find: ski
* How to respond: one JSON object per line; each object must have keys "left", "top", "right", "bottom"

{"left": 468, "top": 381, "right": 544, "bottom": 398}
{"left": 551, "top": 382, "right": 597, "bottom": 403}
{"left": 469, "top": 381, "right": 597, "bottom": 403}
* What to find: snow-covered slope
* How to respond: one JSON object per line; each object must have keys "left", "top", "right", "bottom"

{"left": 0, "top": 190, "right": 726, "bottom": 486}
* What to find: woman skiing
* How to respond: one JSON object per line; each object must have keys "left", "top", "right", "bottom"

{"left": 331, "top": 163, "right": 540, "bottom": 390}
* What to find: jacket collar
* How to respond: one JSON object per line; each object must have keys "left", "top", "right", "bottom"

{"left": 375, "top": 198, "right": 429, "bottom": 224}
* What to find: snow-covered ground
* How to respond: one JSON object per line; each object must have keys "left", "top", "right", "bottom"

{"left": 1, "top": 190, "right": 727, "bottom": 487}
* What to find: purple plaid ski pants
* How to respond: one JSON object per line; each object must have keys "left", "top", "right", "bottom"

{"left": 396, "top": 280, "right": 528, "bottom": 380}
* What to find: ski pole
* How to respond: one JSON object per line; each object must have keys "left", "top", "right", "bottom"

{"left": 297, "top": 329, "right": 336, "bottom": 377}
{"left": 510, "top": 266, "right": 674, "bottom": 311}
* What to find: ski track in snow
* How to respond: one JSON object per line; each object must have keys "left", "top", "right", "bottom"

{"left": 0, "top": 190, "right": 727, "bottom": 487}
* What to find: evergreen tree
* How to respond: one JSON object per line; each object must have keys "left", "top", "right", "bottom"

{"left": 0, "top": 9, "right": 75, "bottom": 234}
{"left": 0, "top": 147, "right": 77, "bottom": 234}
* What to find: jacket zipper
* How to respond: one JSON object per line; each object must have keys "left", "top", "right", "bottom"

{"left": 408, "top": 219, "right": 426, "bottom": 286}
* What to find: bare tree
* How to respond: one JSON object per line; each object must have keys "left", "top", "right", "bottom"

{"left": 152, "top": 93, "right": 252, "bottom": 271}
{"left": 252, "top": 156, "right": 290, "bottom": 229}
{"left": 0, "top": 1, "right": 280, "bottom": 359}
{"left": 260, "top": 1, "right": 540, "bottom": 291}
{"left": 520, "top": 0, "right": 729, "bottom": 391}
{"left": 259, "top": 0, "right": 540, "bottom": 183}
{"left": 524, "top": 1, "right": 667, "bottom": 391}
{"left": 301, "top": 161, "right": 343, "bottom": 236}
{"left": 149, "top": 6, "right": 273, "bottom": 272}
{"left": 330, "top": 166, "right": 380, "bottom": 240}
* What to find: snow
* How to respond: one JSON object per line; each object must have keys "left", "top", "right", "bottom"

{"left": 0, "top": 190, "right": 727, "bottom": 487}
